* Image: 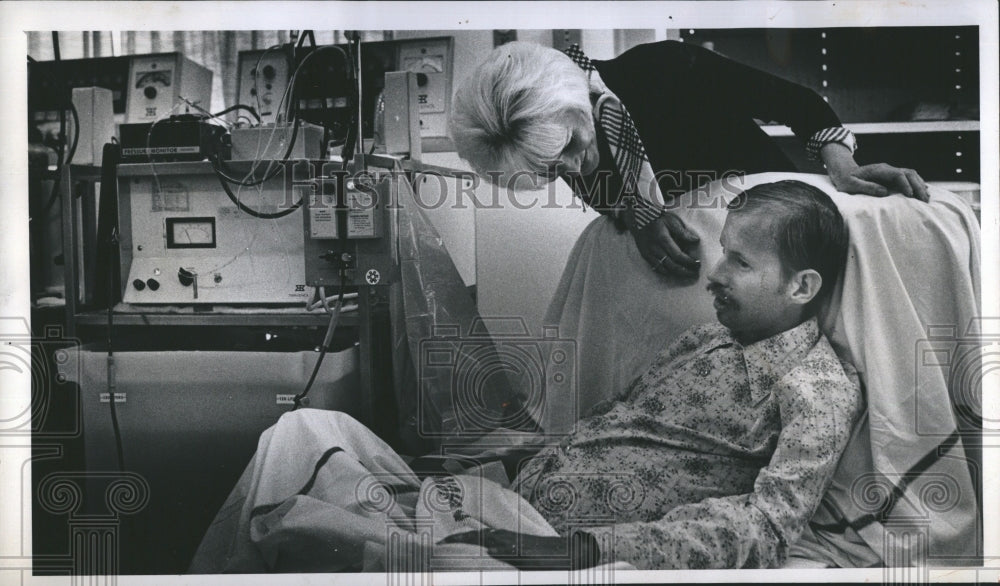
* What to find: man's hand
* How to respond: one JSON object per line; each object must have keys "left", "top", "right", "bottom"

{"left": 438, "top": 528, "right": 600, "bottom": 571}
{"left": 821, "top": 143, "right": 929, "bottom": 202}
{"left": 630, "top": 210, "right": 701, "bottom": 278}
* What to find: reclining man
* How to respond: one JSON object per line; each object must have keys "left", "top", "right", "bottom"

{"left": 441, "top": 179, "right": 863, "bottom": 569}
{"left": 192, "top": 179, "right": 862, "bottom": 572}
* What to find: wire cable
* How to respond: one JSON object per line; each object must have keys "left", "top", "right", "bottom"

{"left": 292, "top": 272, "right": 346, "bottom": 410}
{"left": 102, "top": 141, "right": 126, "bottom": 471}
{"left": 40, "top": 100, "right": 80, "bottom": 215}
{"left": 211, "top": 152, "right": 303, "bottom": 219}
{"left": 106, "top": 245, "right": 126, "bottom": 472}
{"left": 212, "top": 103, "right": 262, "bottom": 124}
{"left": 211, "top": 115, "right": 300, "bottom": 186}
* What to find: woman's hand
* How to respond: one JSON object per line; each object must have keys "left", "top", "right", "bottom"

{"left": 629, "top": 211, "right": 701, "bottom": 278}
{"left": 821, "top": 143, "right": 929, "bottom": 202}
{"left": 438, "top": 528, "right": 601, "bottom": 571}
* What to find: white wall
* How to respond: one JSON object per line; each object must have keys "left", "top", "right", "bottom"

{"left": 476, "top": 181, "right": 598, "bottom": 336}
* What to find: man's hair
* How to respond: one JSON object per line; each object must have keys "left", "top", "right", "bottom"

{"left": 448, "top": 41, "right": 592, "bottom": 186}
{"left": 727, "top": 180, "right": 849, "bottom": 313}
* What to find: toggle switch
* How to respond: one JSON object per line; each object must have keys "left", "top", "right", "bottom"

{"left": 178, "top": 267, "right": 195, "bottom": 287}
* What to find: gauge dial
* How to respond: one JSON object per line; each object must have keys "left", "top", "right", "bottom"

{"left": 166, "top": 217, "right": 216, "bottom": 249}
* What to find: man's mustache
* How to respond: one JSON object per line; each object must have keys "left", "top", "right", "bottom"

{"left": 706, "top": 283, "right": 727, "bottom": 297}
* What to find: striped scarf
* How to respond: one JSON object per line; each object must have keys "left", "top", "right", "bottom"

{"left": 562, "top": 44, "right": 665, "bottom": 230}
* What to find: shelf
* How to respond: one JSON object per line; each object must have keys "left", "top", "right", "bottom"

{"left": 762, "top": 120, "right": 980, "bottom": 137}
{"left": 67, "top": 164, "right": 104, "bottom": 180}
{"left": 74, "top": 309, "right": 358, "bottom": 328}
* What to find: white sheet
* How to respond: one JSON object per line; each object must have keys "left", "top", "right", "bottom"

{"left": 189, "top": 409, "right": 635, "bottom": 573}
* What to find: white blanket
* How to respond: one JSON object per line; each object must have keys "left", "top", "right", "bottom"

{"left": 542, "top": 172, "right": 982, "bottom": 565}
{"left": 189, "top": 409, "right": 634, "bottom": 574}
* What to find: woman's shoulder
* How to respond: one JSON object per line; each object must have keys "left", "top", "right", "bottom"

{"left": 599, "top": 39, "right": 703, "bottom": 71}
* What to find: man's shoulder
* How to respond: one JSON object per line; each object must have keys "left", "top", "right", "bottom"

{"left": 781, "top": 333, "right": 864, "bottom": 413}
{"left": 800, "top": 333, "right": 852, "bottom": 377}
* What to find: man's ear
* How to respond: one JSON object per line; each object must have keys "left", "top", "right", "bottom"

{"left": 788, "top": 269, "right": 822, "bottom": 306}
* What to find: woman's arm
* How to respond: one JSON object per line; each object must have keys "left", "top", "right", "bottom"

{"left": 672, "top": 41, "right": 929, "bottom": 201}
{"left": 820, "top": 142, "right": 929, "bottom": 202}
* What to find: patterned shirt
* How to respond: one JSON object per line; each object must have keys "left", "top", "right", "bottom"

{"left": 513, "top": 318, "right": 862, "bottom": 569}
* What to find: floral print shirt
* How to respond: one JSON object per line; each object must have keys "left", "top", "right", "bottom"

{"left": 513, "top": 318, "right": 862, "bottom": 569}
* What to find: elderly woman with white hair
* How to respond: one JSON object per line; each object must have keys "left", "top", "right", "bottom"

{"left": 449, "top": 40, "right": 928, "bottom": 277}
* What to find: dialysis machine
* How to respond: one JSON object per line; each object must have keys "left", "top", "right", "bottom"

{"left": 45, "top": 35, "right": 451, "bottom": 574}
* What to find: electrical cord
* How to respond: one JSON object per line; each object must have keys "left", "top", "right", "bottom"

{"left": 292, "top": 272, "right": 346, "bottom": 410}
{"left": 40, "top": 100, "right": 80, "bottom": 215}
{"left": 210, "top": 41, "right": 352, "bottom": 214}
{"left": 211, "top": 115, "right": 301, "bottom": 186}
{"left": 212, "top": 43, "right": 309, "bottom": 188}
{"left": 212, "top": 103, "right": 262, "bottom": 124}
{"left": 338, "top": 38, "right": 361, "bottom": 164}
{"left": 106, "top": 232, "right": 126, "bottom": 472}
{"left": 228, "top": 45, "right": 300, "bottom": 190}
{"left": 211, "top": 152, "right": 303, "bottom": 219}
{"left": 100, "top": 141, "right": 126, "bottom": 472}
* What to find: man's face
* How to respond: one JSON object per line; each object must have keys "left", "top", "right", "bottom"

{"left": 707, "top": 211, "right": 802, "bottom": 344}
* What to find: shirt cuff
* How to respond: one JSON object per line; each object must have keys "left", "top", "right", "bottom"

{"left": 805, "top": 126, "right": 858, "bottom": 161}
{"left": 626, "top": 196, "right": 665, "bottom": 231}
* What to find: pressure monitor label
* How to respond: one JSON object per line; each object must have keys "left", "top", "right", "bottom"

{"left": 308, "top": 192, "right": 338, "bottom": 239}
{"left": 346, "top": 190, "right": 378, "bottom": 238}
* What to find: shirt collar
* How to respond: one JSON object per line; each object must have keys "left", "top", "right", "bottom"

{"left": 701, "top": 318, "right": 821, "bottom": 402}
{"left": 741, "top": 318, "right": 822, "bottom": 401}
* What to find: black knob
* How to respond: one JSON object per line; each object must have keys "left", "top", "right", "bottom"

{"left": 416, "top": 73, "right": 429, "bottom": 87}
{"left": 132, "top": 279, "right": 146, "bottom": 291}
{"left": 146, "top": 278, "right": 160, "bottom": 291}
{"left": 262, "top": 64, "right": 276, "bottom": 79}
{"left": 144, "top": 86, "right": 157, "bottom": 100}
{"left": 178, "top": 267, "right": 195, "bottom": 287}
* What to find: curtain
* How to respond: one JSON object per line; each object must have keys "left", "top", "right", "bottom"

{"left": 27, "top": 30, "right": 387, "bottom": 114}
